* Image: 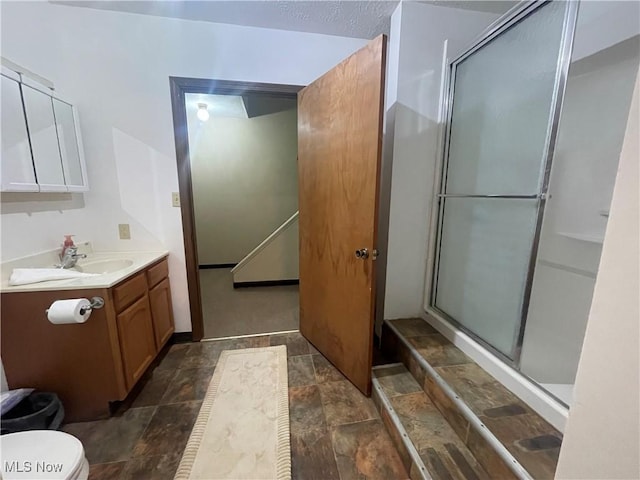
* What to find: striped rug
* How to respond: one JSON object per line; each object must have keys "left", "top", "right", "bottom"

{"left": 174, "top": 346, "right": 291, "bottom": 480}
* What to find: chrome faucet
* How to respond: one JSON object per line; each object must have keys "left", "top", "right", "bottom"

{"left": 57, "top": 246, "right": 87, "bottom": 269}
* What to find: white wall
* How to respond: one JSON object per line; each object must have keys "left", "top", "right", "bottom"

{"left": 382, "top": 2, "right": 498, "bottom": 321}
{"left": 572, "top": 1, "right": 640, "bottom": 61}
{"left": 374, "top": 3, "right": 402, "bottom": 337}
{"left": 232, "top": 217, "right": 299, "bottom": 284}
{"left": 555, "top": 69, "right": 639, "bottom": 480}
{"left": 0, "top": 2, "right": 367, "bottom": 332}
{"left": 186, "top": 102, "right": 297, "bottom": 265}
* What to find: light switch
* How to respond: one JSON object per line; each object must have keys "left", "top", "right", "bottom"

{"left": 118, "top": 223, "right": 131, "bottom": 240}
{"left": 172, "top": 192, "right": 181, "bottom": 207}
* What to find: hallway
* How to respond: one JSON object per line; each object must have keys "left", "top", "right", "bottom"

{"left": 199, "top": 268, "right": 299, "bottom": 338}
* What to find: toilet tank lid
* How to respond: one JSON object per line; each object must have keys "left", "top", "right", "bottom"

{"left": 1, "top": 430, "right": 85, "bottom": 479}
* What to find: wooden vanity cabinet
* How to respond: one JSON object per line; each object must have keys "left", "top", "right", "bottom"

{"left": 145, "top": 258, "right": 174, "bottom": 349}
{"left": 149, "top": 278, "right": 174, "bottom": 349}
{"left": 112, "top": 259, "right": 175, "bottom": 389}
{"left": 115, "top": 291, "right": 156, "bottom": 390}
{"left": 0, "top": 256, "right": 175, "bottom": 421}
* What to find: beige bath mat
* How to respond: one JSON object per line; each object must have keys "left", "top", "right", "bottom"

{"left": 174, "top": 346, "right": 291, "bottom": 480}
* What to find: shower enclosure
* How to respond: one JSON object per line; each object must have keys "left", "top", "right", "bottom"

{"left": 429, "top": 0, "right": 639, "bottom": 406}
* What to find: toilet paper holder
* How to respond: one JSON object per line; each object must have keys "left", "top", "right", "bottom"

{"left": 80, "top": 297, "right": 105, "bottom": 315}
{"left": 45, "top": 296, "right": 105, "bottom": 316}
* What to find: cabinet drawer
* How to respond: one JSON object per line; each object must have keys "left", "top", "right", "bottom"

{"left": 146, "top": 258, "right": 168, "bottom": 288}
{"left": 113, "top": 273, "right": 147, "bottom": 312}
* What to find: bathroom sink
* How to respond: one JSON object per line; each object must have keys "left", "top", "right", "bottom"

{"left": 75, "top": 259, "right": 134, "bottom": 274}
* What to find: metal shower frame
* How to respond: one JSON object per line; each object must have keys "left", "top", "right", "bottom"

{"left": 426, "top": 0, "right": 580, "bottom": 400}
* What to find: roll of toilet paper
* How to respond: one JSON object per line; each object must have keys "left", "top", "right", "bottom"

{"left": 47, "top": 298, "right": 92, "bottom": 324}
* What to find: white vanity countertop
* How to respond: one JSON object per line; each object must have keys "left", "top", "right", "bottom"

{"left": 1, "top": 243, "right": 169, "bottom": 293}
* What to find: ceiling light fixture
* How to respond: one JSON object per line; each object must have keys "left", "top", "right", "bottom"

{"left": 197, "top": 103, "right": 210, "bottom": 122}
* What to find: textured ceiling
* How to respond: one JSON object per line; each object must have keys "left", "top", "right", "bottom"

{"left": 420, "top": 1, "right": 517, "bottom": 14}
{"left": 53, "top": 1, "right": 517, "bottom": 39}
{"left": 53, "top": 1, "right": 400, "bottom": 39}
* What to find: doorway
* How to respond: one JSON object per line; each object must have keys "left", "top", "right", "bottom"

{"left": 170, "top": 35, "right": 387, "bottom": 394}
{"left": 169, "top": 78, "right": 302, "bottom": 341}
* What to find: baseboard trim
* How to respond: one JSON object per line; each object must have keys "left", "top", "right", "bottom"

{"left": 233, "top": 279, "right": 299, "bottom": 289}
{"left": 199, "top": 263, "right": 237, "bottom": 269}
{"left": 201, "top": 330, "right": 299, "bottom": 342}
{"left": 171, "top": 332, "right": 193, "bottom": 343}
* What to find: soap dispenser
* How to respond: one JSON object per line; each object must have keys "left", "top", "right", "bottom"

{"left": 61, "top": 234, "right": 75, "bottom": 259}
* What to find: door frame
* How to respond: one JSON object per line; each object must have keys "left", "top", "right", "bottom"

{"left": 168, "top": 77, "right": 303, "bottom": 341}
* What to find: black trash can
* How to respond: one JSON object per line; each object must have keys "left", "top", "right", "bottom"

{"left": 1, "top": 392, "right": 65, "bottom": 435}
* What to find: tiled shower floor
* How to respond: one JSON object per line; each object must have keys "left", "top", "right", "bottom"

{"left": 63, "top": 332, "right": 407, "bottom": 480}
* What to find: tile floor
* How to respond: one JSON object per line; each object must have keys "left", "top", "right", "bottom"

{"left": 373, "top": 365, "right": 490, "bottom": 479}
{"left": 63, "top": 332, "right": 408, "bottom": 480}
{"left": 199, "top": 269, "right": 299, "bottom": 339}
{"left": 385, "top": 318, "right": 563, "bottom": 480}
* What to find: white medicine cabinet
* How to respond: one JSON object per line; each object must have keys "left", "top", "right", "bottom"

{"left": 1, "top": 66, "right": 88, "bottom": 193}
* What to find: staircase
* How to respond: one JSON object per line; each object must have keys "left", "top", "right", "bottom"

{"left": 231, "top": 212, "right": 298, "bottom": 286}
{"left": 376, "top": 317, "right": 563, "bottom": 480}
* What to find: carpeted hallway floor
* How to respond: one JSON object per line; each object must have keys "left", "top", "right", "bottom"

{"left": 199, "top": 268, "right": 299, "bottom": 339}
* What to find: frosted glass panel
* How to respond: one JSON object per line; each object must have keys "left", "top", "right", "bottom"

{"left": 445, "top": 1, "right": 566, "bottom": 195}
{"left": 435, "top": 198, "right": 539, "bottom": 357}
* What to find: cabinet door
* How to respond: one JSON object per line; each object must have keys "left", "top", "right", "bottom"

{"left": 53, "top": 99, "right": 88, "bottom": 192}
{"left": 1, "top": 75, "right": 38, "bottom": 192}
{"left": 149, "top": 278, "right": 175, "bottom": 349}
{"left": 116, "top": 294, "right": 157, "bottom": 390}
{"left": 21, "top": 84, "right": 67, "bottom": 192}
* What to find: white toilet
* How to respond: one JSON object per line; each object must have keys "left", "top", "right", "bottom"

{"left": 0, "top": 430, "right": 89, "bottom": 480}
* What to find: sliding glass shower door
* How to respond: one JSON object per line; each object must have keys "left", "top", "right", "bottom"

{"left": 431, "top": 1, "right": 575, "bottom": 359}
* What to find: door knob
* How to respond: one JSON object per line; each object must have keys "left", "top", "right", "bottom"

{"left": 355, "top": 248, "right": 369, "bottom": 259}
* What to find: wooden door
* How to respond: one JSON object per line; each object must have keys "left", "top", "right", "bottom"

{"left": 116, "top": 294, "right": 156, "bottom": 389}
{"left": 298, "top": 35, "right": 386, "bottom": 395}
{"left": 149, "top": 278, "right": 175, "bottom": 349}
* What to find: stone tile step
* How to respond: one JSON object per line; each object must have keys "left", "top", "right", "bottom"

{"left": 372, "top": 364, "right": 491, "bottom": 480}
{"left": 381, "top": 318, "right": 563, "bottom": 480}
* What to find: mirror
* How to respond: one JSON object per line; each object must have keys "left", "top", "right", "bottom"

{"left": 53, "top": 98, "right": 83, "bottom": 187}
{"left": 21, "top": 84, "right": 66, "bottom": 189}
{"left": 1, "top": 75, "right": 37, "bottom": 191}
